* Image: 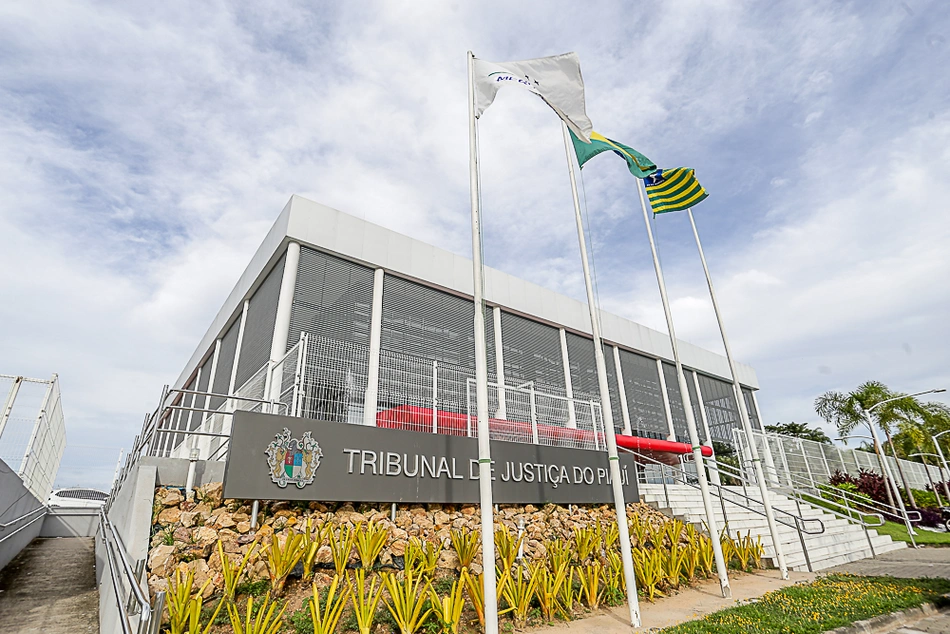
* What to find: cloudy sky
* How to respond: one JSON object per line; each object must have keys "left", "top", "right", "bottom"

{"left": 1, "top": 1, "right": 948, "bottom": 490}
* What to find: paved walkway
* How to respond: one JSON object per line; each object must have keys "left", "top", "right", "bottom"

{"left": 827, "top": 547, "right": 950, "bottom": 579}
{"left": 891, "top": 612, "right": 950, "bottom": 633}
{"left": 0, "top": 537, "right": 98, "bottom": 633}
{"left": 546, "top": 568, "right": 815, "bottom": 632}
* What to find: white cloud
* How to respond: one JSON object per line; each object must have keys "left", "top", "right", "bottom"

{"left": 0, "top": 1, "right": 948, "bottom": 488}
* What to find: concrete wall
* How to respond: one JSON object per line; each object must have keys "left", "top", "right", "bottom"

{"left": 141, "top": 456, "right": 225, "bottom": 488}
{"left": 40, "top": 510, "right": 99, "bottom": 538}
{"left": 97, "top": 461, "right": 157, "bottom": 634}
{"left": 0, "top": 458, "right": 45, "bottom": 572}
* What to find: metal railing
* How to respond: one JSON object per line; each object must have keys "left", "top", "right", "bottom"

{"left": 99, "top": 507, "right": 164, "bottom": 634}
{"left": 0, "top": 505, "right": 48, "bottom": 545}
{"left": 625, "top": 447, "right": 824, "bottom": 571}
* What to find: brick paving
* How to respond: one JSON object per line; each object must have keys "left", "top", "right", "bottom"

{"left": 827, "top": 546, "right": 950, "bottom": 579}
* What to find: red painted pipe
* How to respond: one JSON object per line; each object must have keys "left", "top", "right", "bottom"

{"left": 376, "top": 405, "right": 711, "bottom": 457}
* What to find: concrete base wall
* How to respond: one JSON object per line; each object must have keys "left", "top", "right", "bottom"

{"left": 97, "top": 461, "right": 157, "bottom": 634}
{"left": 41, "top": 511, "right": 99, "bottom": 538}
{"left": 141, "top": 456, "right": 225, "bottom": 488}
{"left": 0, "top": 458, "right": 45, "bottom": 572}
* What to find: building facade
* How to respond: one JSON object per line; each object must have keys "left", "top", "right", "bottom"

{"left": 157, "top": 196, "right": 763, "bottom": 459}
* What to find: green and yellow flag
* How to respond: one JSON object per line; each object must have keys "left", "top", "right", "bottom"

{"left": 644, "top": 168, "right": 708, "bottom": 214}
{"left": 570, "top": 130, "right": 657, "bottom": 178}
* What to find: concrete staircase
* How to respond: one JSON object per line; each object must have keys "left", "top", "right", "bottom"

{"left": 639, "top": 484, "right": 906, "bottom": 571}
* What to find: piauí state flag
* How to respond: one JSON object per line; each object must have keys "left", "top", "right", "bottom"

{"left": 644, "top": 168, "right": 708, "bottom": 214}
{"left": 570, "top": 130, "right": 657, "bottom": 178}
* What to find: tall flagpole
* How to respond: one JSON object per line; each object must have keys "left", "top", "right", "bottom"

{"left": 561, "top": 123, "right": 641, "bottom": 627}
{"left": 687, "top": 208, "right": 789, "bottom": 580}
{"left": 466, "top": 51, "right": 499, "bottom": 634}
{"left": 636, "top": 179, "right": 732, "bottom": 598}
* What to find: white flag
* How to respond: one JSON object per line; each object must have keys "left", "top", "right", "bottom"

{"left": 473, "top": 52, "right": 593, "bottom": 142}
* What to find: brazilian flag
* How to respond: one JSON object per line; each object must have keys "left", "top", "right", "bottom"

{"left": 644, "top": 168, "right": 708, "bottom": 214}
{"left": 570, "top": 130, "right": 657, "bottom": 178}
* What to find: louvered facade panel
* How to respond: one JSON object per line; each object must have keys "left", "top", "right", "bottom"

{"left": 565, "top": 332, "right": 598, "bottom": 400}
{"left": 235, "top": 254, "right": 286, "bottom": 389}
{"left": 618, "top": 350, "right": 667, "bottom": 440}
{"left": 697, "top": 374, "right": 741, "bottom": 445}
{"left": 380, "top": 275, "right": 494, "bottom": 371}
{"left": 499, "top": 312, "right": 565, "bottom": 394}
{"left": 602, "top": 347, "right": 624, "bottom": 430}
{"left": 210, "top": 320, "right": 239, "bottom": 409}
{"left": 742, "top": 387, "right": 761, "bottom": 431}
{"left": 662, "top": 362, "right": 704, "bottom": 443}
{"left": 288, "top": 247, "right": 375, "bottom": 351}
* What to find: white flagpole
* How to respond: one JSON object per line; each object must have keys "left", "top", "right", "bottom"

{"left": 467, "top": 51, "right": 499, "bottom": 634}
{"left": 686, "top": 208, "right": 790, "bottom": 580}
{"left": 636, "top": 179, "right": 732, "bottom": 598}
{"left": 561, "top": 123, "right": 641, "bottom": 627}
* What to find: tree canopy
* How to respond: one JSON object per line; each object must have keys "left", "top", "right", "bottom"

{"left": 763, "top": 421, "right": 832, "bottom": 444}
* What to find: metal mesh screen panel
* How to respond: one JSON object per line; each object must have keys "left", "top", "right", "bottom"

{"left": 499, "top": 312, "right": 564, "bottom": 394}
{"left": 617, "top": 350, "right": 667, "bottom": 440}
{"left": 236, "top": 254, "right": 285, "bottom": 388}
{"left": 211, "top": 320, "right": 239, "bottom": 410}
{"left": 289, "top": 247, "right": 374, "bottom": 351}
{"left": 662, "top": 363, "right": 689, "bottom": 443}
{"left": 565, "top": 332, "right": 597, "bottom": 400}
{"left": 697, "top": 373, "right": 741, "bottom": 447}
{"left": 602, "top": 347, "right": 624, "bottom": 431}
{"left": 742, "top": 388, "right": 761, "bottom": 430}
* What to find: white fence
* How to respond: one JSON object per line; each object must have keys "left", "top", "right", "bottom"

{"left": 155, "top": 332, "right": 606, "bottom": 461}
{"left": 0, "top": 374, "right": 66, "bottom": 501}
{"left": 735, "top": 429, "right": 946, "bottom": 493}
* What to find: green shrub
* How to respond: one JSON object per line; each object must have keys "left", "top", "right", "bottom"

{"left": 234, "top": 579, "right": 269, "bottom": 597}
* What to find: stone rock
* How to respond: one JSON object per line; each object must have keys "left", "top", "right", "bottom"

{"left": 433, "top": 511, "right": 451, "bottom": 526}
{"left": 148, "top": 545, "right": 176, "bottom": 574}
{"left": 274, "top": 509, "right": 296, "bottom": 518}
{"left": 162, "top": 488, "right": 184, "bottom": 507}
{"left": 194, "top": 526, "right": 218, "bottom": 546}
{"left": 437, "top": 549, "right": 460, "bottom": 571}
{"left": 390, "top": 539, "right": 408, "bottom": 557}
{"left": 193, "top": 502, "right": 212, "bottom": 515}
{"left": 157, "top": 508, "right": 182, "bottom": 526}
{"left": 315, "top": 545, "right": 333, "bottom": 565}
{"left": 461, "top": 505, "right": 477, "bottom": 516}
{"left": 237, "top": 521, "right": 251, "bottom": 534}
{"left": 179, "top": 511, "right": 198, "bottom": 528}
{"left": 256, "top": 524, "right": 274, "bottom": 540}
{"left": 198, "top": 482, "right": 224, "bottom": 508}
{"left": 524, "top": 504, "right": 538, "bottom": 513}
{"left": 215, "top": 513, "right": 236, "bottom": 530}
{"left": 232, "top": 512, "right": 249, "bottom": 523}
{"left": 309, "top": 501, "right": 328, "bottom": 513}
{"left": 172, "top": 527, "right": 192, "bottom": 542}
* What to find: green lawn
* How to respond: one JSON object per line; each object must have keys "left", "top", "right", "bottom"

{"left": 658, "top": 574, "right": 950, "bottom": 634}
{"left": 875, "top": 520, "right": 950, "bottom": 546}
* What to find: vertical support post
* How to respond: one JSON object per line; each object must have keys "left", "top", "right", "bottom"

{"left": 363, "top": 268, "right": 386, "bottom": 427}
{"left": 686, "top": 207, "right": 788, "bottom": 580}
{"left": 799, "top": 440, "right": 816, "bottom": 489}
{"left": 559, "top": 329, "right": 578, "bottom": 428}
{"left": 636, "top": 179, "right": 731, "bottom": 598}
{"left": 267, "top": 241, "right": 302, "bottom": 404}
{"left": 655, "top": 359, "right": 676, "bottom": 441}
{"left": 751, "top": 392, "right": 780, "bottom": 485}
{"left": 0, "top": 376, "right": 23, "bottom": 441}
{"left": 493, "top": 307, "right": 507, "bottom": 420}
{"left": 431, "top": 361, "right": 438, "bottom": 434}
{"left": 529, "top": 383, "right": 538, "bottom": 444}
{"left": 612, "top": 346, "right": 632, "bottom": 436}
{"left": 777, "top": 438, "right": 794, "bottom": 487}
{"left": 467, "top": 51, "right": 498, "bottom": 634}
{"left": 562, "top": 122, "right": 641, "bottom": 625}
{"left": 932, "top": 436, "right": 950, "bottom": 501}
{"left": 589, "top": 400, "right": 599, "bottom": 450}
{"left": 692, "top": 371, "right": 720, "bottom": 486}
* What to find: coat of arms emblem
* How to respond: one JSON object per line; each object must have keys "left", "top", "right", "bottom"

{"left": 265, "top": 427, "right": 322, "bottom": 489}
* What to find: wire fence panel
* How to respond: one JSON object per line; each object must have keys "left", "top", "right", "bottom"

{"left": 0, "top": 374, "right": 66, "bottom": 501}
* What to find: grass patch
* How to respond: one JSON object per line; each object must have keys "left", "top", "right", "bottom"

{"left": 658, "top": 574, "right": 950, "bottom": 634}
{"left": 875, "top": 521, "right": 950, "bottom": 546}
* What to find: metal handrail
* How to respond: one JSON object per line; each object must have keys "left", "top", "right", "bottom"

{"left": 99, "top": 508, "right": 151, "bottom": 633}
{"left": 625, "top": 447, "right": 825, "bottom": 536}
{"left": 712, "top": 459, "right": 886, "bottom": 528}
{"left": 738, "top": 455, "right": 919, "bottom": 525}
{"left": 0, "top": 505, "right": 46, "bottom": 528}
{"left": 0, "top": 507, "right": 47, "bottom": 545}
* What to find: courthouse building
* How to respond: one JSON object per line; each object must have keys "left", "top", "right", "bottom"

{"left": 157, "top": 195, "right": 763, "bottom": 459}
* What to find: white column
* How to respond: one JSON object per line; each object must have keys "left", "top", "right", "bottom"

{"left": 267, "top": 242, "right": 301, "bottom": 403}
{"left": 493, "top": 306, "right": 507, "bottom": 419}
{"left": 612, "top": 346, "right": 632, "bottom": 436}
{"left": 559, "top": 328, "right": 577, "bottom": 428}
{"left": 228, "top": 301, "right": 250, "bottom": 397}
{"left": 363, "top": 268, "right": 385, "bottom": 427}
{"left": 692, "top": 371, "right": 721, "bottom": 486}
{"left": 655, "top": 359, "right": 676, "bottom": 441}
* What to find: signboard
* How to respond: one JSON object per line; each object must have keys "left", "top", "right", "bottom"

{"left": 223, "top": 411, "right": 639, "bottom": 504}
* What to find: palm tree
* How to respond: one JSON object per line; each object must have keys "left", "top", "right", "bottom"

{"left": 814, "top": 381, "right": 924, "bottom": 509}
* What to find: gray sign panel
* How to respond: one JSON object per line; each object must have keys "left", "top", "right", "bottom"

{"left": 223, "top": 412, "right": 639, "bottom": 504}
